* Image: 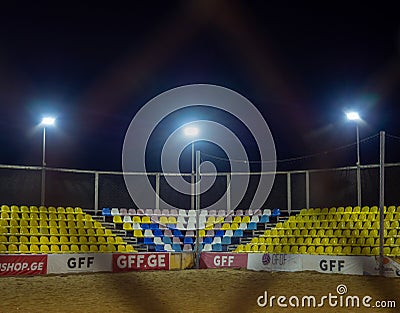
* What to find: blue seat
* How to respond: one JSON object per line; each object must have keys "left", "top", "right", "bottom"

{"left": 143, "top": 238, "right": 154, "bottom": 245}
{"left": 155, "top": 244, "right": 165, "bottom": 252}
{"left": 153, "top": 229, "right": 163, "bottom": 237}
{"left": 173, "top": 229, "right": 184, "bottom": 238}
{"left": 221, "top": 236, "right": 231, "bottom": 245}
{"left": 141, "top": 223, "right": 150, "bottom": 230}
{"left": 167, "top": 224, "right": 176, "bottom": 229}
{"left": 247, "top": 222, "right": 257, "bottom": 230}
{"left": 162, "top": 236, "right": 172, "bottom": 244}
{"left": 184, "top": 237, "right": 194, "bottom": 244}
{"left": 102, "top": 208, "right": 111, "bottom": 216}
{"left": 215, "top": 230, "right": 224, "bottom": 237}
{"left": 212, "top": 243, "right": 222, "bottom": 252}
{"left": 203, "top": 237, "right": 212, "bottom": 244}
{"left": 150, "top": 223, "right": 159, "bottom": 230}
{"left": 233, "top": 229, "right": 243, "bottom": 237}
{"left": 172, "top": 243, "right": 182, "bottom": 252}
{"left": 260, "top": 215, "right": 269, "bottom": 223}
{"left": 271, "top": 208, "right": 281, "bottom": 217}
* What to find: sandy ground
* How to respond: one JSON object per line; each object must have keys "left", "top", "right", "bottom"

{"left": 0, "top": 269, "right": 399, "bottom": 313}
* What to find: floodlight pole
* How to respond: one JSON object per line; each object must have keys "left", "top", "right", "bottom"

{"left": 40, "top": 127, "right": 46, "bottom": 206}
{"left": 191, "top": 142, "right": 195, "bottom": 210}
{"left": 379, "top": 131, "right": 385, "bottom": 275}
{"left": 195, "top": 150, "right": 201, "bottom": 269}
{"left": 356, "top": 123, "right": 362, "bottom": 208}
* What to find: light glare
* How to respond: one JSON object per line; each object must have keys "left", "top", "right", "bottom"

{"left": 184, "top": 126, "right": 199, "bottom": 137}
{"left": 41, "top": 117, "right": 56, "bottom": 126}
{"left": 346, "top": 112, "right": 361, "bottom": 121}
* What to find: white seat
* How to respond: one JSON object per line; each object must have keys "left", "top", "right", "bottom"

{"left": 251, "top": 215, "right": 260, "bottom": 223}
{"left": 164, "top": 244, "right": 173, "bottom": 252}
{"left": 188, "top": 210, "right": 196, "bottom": 217}
{"left": 154, "top": 237, "right": 163, "bottom": 245}
{"left": 178, "top": 209, "right": 187, "bottom": 217}
{"left": 186, "top": 222, "right": 196, "bottom": 230}
{"left": 200, "top": 210, "right": 208, "bottom": 216}
{"left": 123, "top": 215, "right": 132, "bottom": 223}
{"left": 176, "top": 222, "right": 186, "bottom": 230}
{"left": 239, "top": 223, "right": 247, "bottom": 230}
{"left": 132, "top": 223, "right": 141, "bottom": 230}
{"left": 263, "top": 209, "right": 272, "bottom": 216}
{"left": 212, "top": 237, "right": 221, "bottom": 244}
{"left": 162, "top": 209, "right": 170, "bottom": 216}
{"left": 177, "top": 216, "right": 186, "bottom": 224}
{"left": 224, "top": 230, "right": 233, "bottom": 237}
{"left": 199, "top": 216, "right": 207, "bottom": 224}
{"left": 145, "top": 209, "right": 153, "bottom": 216}
{"left": 111, "top": 208, "right": 120, "bottom": 216}
{"left": 144, "top": 229, "right": 154, "bottom": 238}
{"left": 188, "top": 217, "right": 196, "bottom": 224}
{"left": 217, "top": 210, "right": 226, "bottom": 216}
{"left": 203, "top": 244, "right": 212, "bottom": 251}
{"left": 208, "top": 209, "right": 216, "bottom": 216}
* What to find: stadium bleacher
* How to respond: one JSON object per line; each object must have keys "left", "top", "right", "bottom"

{"left": 0, "top": 204, "right": 136, "bottom": 254}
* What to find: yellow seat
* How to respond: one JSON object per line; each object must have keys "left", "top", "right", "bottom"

{"left": 361, "top": 247, "right": 371, "bottom": 255}
{"left": 298, "top": 246, "right": 307, "bottom": 254}
{"left": 107, "top": 236, "right": 116, "bottom": 244}
{"left": 342, "top": 246, "right": 351, "bottom": 255}
{"left": 159, "top": 216, "right": 168, "bottom": 224}
{"left": 70, "top": 244, "right": 79, "bottom": 253}
{"left": 290, "top": 246, "right": 299, "bottom": 254}
{"left": 234, "top": 244, "right": 244, "bottom": 253}
{"left": 233, "top": 216, "right": 241, "bottom": 223}
{"left": 81, "top": 245, "right": 89, "bottom": 252}
{"left": 199, "top": 229, "right": 206, "bottom": 237}
{"left": 351, "top": 247, "right": 361, "bottom": 255}
{"left": 87, "top": 229, "right": 96, "bottom": 236}
{"left": 50, "top": 236, "right": 59, "bottom": 244}
{"left": 273, "top": 245, "right": 282, "bottom": 254}
{"left": 60, "top": 245, "right": 69, "bottom": 253}
{"left": 51, "top": 245, "right": 60, "bottom": 253}
{"left": 167, "top": 216, "right": 177, "bottom": 224}
{"left": 126, "top": 245, "right": 136, "bottom": 252}
{"left": 371, "top": 247, "right": 379, "bottom": 255}
{"left": 113, "top": 215, "right": 123, "bottom": 224}
{"left": 88, "top": 236, "right": 97, "bottom": 244}
{"left": 90, "top": 245, "right": 99, "bottom": 252}
{"left": 66, "top": 207, "right": 74, "bottom": 214}
{"left": 8, "top": 244, "right": 19, "bottom": 254}
{"left": 57, "top": 207, "right": 65, "bottom": 213}
{"left": 251, "top": 245, "right": 259, "bottom": 252}
{"left": 282, "top": 245, "right": 290, "bottom": 254}
{"left": 98, "top": 236, "right": 107, "bottom": 244}
{"left": 315, "top": 246, "right": 324, "bottom": 254}
{"left": 134, "top": 230, "right": 144, "bottom": 238}
{"left": 30, "top": 244, "right": 40, "bottom": 253}
{"left": 142, "top": 216, "right": 151, "bottom": 224}
{"left": 20, "top": 243, "right": 31, "bottom": 253}
{"left": 60, "top": 236, "right": 69, "bottom": 244}
{"left": 221, "top": 223, "right": 231, "bottom": 230}
{"left": 96, "top": 228, "right": 106, "bottom": 235}
{"left": 40, "top": 245, "right": 50, "bottom": 253}
{"left": 40, "top": 236, "right": 50, "bottom": 244}
{"left": 242, "top": 216, "right": 250, "bottom": 223}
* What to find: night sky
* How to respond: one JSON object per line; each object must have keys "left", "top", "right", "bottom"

{"left": 0, "top": 1, "right": 399, "bottom": 172}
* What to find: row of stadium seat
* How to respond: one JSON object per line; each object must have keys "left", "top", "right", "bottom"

{"left": 121, "top": 221, "right": 259, "bottom": 231}
{"left": 0, "top": 212, "right": 92, "bottom": 221}
{"left": 235, "top": 244, "right": 398, "bottom": 256}
{"left": 0, "top": 243, "right": 135, "bottom": 254}
{"left": 291, "top": 213, "right": 400, "bottom": 222}
{"left": 0, "top": 220, "right": 101, "bottom": 228}
{"left": 112, "top": 214, "right": 268, "bottom": 224}
{"left": 1, "top": 205, "right": 83, "bottom": 214}
{"left": 0, "top": 235, "right": 122, "bottom": 245}
{"left": 300, "top": 205, "right": 400, "bottom": 215}
{"left": 102, "top": 207, "right": 281, "bottom": 217}
{"left": 263, "top": 228, "right": 399, "bottom": 237}
{"left": 280, "top": 220, "right": 399, "bottom": 229}
{"left": 0, "top": 226, "right": 114, "bottom": 236}
{"left": 128, "top": 228, "right": 244, "bottom": 238}
{"left": 144, "top": 235, "right": 232, "bottom": 245}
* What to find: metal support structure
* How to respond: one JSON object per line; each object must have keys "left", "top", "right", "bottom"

{"left": 40, "top": 127, "right": 46, "bottom": 206}
{"left": 94, "top": 172, "right": 99, "bottom": 214}
{"left": 287, "top": 172, "right": 291, "bottom": 215}
{"left": 156, "top": 173, "right": 160, "bottom": 211}
{"left": 226, "top": 174, "right": 231, "bottom": 213}
{"left": 356, "top": 123, "right": 362, "bottom": 207}
{"left": 191, "top": 142, "right": 195, "bottom": 210}
{"left": 305, "top": 171, "right": 310, "bottom": 210}
{"left": 379, "top": 131, "right": 385, "bottom": 275}
{"left": 195, "top": 150, "right": 201, "bottom": 269}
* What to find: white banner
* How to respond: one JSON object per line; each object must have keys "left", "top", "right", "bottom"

{"left": 302, "top": 255, "right": 371, "bottom": 275}
{"left": 247, "top": 253, "right": 302, "bottom": 272}
{"left": 362, "top": 256, "right": 400, "bottom": 278}
{"left": 47, "top": 253, "right": 112, "bottom": 274}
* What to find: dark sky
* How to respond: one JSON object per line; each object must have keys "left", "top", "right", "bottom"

{"left": 0, "top": 1, "right": 399, "bottom": 171}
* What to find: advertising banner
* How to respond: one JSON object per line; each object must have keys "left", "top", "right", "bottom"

{"left": 362, "top": 256, "right": 400, "bottom": 278}
{"left": 200, "top": 252, "right": 248, "bottom": 269}
{"left": 47, "top": 253, "right": 112, "bottom": 274}
{"left": 113, "top": 253, "right": 170, "bottom": 272}
{"left": 247, "top": 253, "right": 302, "bottom": 272}
{"left": 302, "top": 255, "right": 369, "bottom": 275}
{"left": 0, "top": 255, "right": 47, "bottom": 276}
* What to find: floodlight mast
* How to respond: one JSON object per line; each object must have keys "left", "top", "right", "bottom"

{"left": 346, "top": 112, "right": 361, "bottom": 207}
{"left": 40, "top": 117, "right": 56, "bottom": 206}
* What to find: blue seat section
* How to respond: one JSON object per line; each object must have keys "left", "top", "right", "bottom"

{"left": 162, "top": 236, "right": 172, "bottom": 244}
{"left": 271, "top": 208, "right": 281, "bottom": 217}
{"left": 150, "top": 223, "right": 159, "bottom": 230}
{"left": 153, "top": 229, "right": 163, "bottom": 237}
{"left": 203, "top": 237, "right": 212, "bottom": 244}
{"left": 141, "top": 224, "right": 150, "bottom": 229}
{"left": 143, "top": 238, "right": 154, "bottom": 245}
{"left": 172, "top": 244, "right": 182, "bottom": 252}
{"left": 183, "top": 237, "right": 193, "bottom": 244}
{"left": 221, "top": 236, "right": 231, "bottom": 245}
{"left": 212, "top": 244, "right": 222, "bottom": 252}
{"left": 155, "top": 245, "right": 165, "bottom": 252}
{"left": 215, "top": 230, "right": 224, "bottom": 237}
{"left": 247, "top": 222, "right": 257, "bottom": 230}
{"left": 260, "top": 215, "right": 269, "bottom": 223}
{"left": 233, "top": 229, "right": 243, "bottom": 237}
{"left": 173, "top": 229, "right": 184, "bottom": 238}
{"left": 102, "top": 208, "right": 111, "bottom": 216}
